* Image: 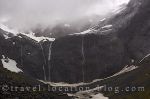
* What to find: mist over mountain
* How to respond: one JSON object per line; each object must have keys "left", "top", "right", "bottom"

{"left": 1, "top": 0, "right": 150, "bottom": 99}
{"left": 0, "top": 0, "right": 129, "bottom": 34}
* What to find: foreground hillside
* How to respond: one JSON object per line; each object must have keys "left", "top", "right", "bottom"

{"left": 0, "top": 64, "right": 70, "bottom": 99}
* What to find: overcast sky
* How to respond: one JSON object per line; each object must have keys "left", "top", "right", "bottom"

{"left": 0, "top": 0, "right": 129, "bottom": 31}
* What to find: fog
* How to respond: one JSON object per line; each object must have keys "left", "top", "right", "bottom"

{"left": 0, "top": 0, "right": 129, "bottom": 32}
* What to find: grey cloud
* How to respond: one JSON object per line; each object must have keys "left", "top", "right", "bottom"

{"left": 0, "top": 0, "right": 129, "bottom": 31}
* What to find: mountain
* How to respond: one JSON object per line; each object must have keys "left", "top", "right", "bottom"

{"left": 0, "top": 0, "right": 150, "bottom": 98}
{"left": 31, "top": 15, "right": 102, "bottom": 38}
{"left": 0, "top": 0, "right": 149, "bottom": 83}
{"left": 46, "top": 0, "right": 150, "bottom": 83}
{"left": 69, "top": 0, "right": 150, "bottom": 98}
{"left": 0, "top": 26, "right": 71, "bottom": 98}
{"left": 47, "top": 0, "right": 137, "bottom": 83}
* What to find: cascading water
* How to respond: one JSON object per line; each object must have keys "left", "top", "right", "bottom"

{"left": 20, "top": 45, "right": 23, "bottom": 67}
{"left": 39, "top": 43, "right": 47, "bottom": 81}
{"left": 42, "top": 64, "right": 46, "bottom": 81}
{"left": 81, "top": 35, "right": 85, "bottom": 83}
{"left": 48, "top": 42, "right": 53, "bottom": 81}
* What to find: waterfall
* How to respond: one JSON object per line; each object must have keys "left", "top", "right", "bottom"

{"left": 39, "top": 43, "right": 47, "bottom": 81}
{"left": 48, "top": 42, "right": 53, "bottom": 81}
{"left": 42, "top": 64, "right": 46, "bottom": 81}
{"left": 39, "top": 43, "right": 47, "bottom": 65}
{"left": 81, "top": 35, "right": 85, "bottom": 83}
{"left": 20, "top": 45, "right": 23, "bottom": 67}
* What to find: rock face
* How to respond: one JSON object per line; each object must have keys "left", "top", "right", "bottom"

{"left": 0, "top": 31, "right": 51, "bottom": 80}
{"left": 50, "top": 34, "right": 125, "bottom": 83}
{"left": 50, "top": 0, "right": 150, "bottom": 83}
{"left": 1, "top": 0, "right": 150, "bottom": 83}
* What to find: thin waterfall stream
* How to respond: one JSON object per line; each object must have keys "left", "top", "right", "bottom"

{"left": 20, "top": 45, "right": 23, "bottom": 67}
{"left": 48, "top": 42, "right": 54, "bottom": 81}
{"left": 81, "top": 35, "right": 85, "bottom": 83}
{"left": 39, "top": 43, "right": 47, "bottom": 81}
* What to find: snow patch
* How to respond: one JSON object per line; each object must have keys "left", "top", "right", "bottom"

{"left": 70, "top": 29, "right": 94, "bottom": 35}
{"left": 114, "top": 0, "right": 130, "bottom": 6}
{"left": 90, "top": 65, "right": 138, "bottom": 84}
{"left": 139, "top": 53, "right": 150, "bottom": 63}
{"left": 3, "top": 34, "right": 10, "bottom": 39}
{"left": 113, "top": 5, "right": 126, "bottom": 14}
{"left": 64, "top": 24, "right": 71, "bottom": 27}
{"left": 91, "top": 93, "right": 108, "bottom": 99}
{"left": 101, "top": 25, "right": 112, "bottom": 29}
{"left": 74, "top": 86, "right": 108, "bottom": 99}
{"left": 39, "top": 80, "right": 85, "bottom": 87}
{"left": 1, "top": 55, "right": 22, "bottom": 73}
{"left": 41, "top": 65, "right": 138, "bottom": 88}
{"left": 13, "top": 42, "right": 15, "bottom": 45}
{"left": 112, "top": 65, "right": 138, "bottom": 77}
{"left": 100, "top": 18, "right": 106, "bottom": 22}
{"left": 21, "top": 32, "right": 55, "bottom": 42}
{"left": 27, "top": 53, "right": 31, "bottom": 55}
{"left": 131, "top": 59, "right": 135, "bottom": 63}
{"left": 18, "top": 36, "right": 23, "bottom": 38}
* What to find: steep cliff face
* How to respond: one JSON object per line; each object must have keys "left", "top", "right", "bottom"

{"left": 0, "top": 30, "right": 51, "bottom": 80}
{"left": 125, "top": 0, "right": 150, "bottom": 61}
{"left": 50, "top": 33, "right": 125, "bottom": 83}
{"left": 50, "top": 0, "right": 146, "bottom": 83}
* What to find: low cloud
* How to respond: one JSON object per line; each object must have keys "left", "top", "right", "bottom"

{"left": 0, "top": 0, "right": 129, "bottom": 32}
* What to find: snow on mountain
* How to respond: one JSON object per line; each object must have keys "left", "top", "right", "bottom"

{"left": 1, "top": 55, "right": 22, "bottom": 73}
{"left": 72, "top": 29, "right": 92, "bottom": 35}
{"left": 70, "top": 29, "right": 96, "bottom": 35}
{"left": 64, "top": 24, "right": 71, "bottom": 27}
{"left": 41, "top": 65, "right": 138, "bottom": 88}
{"left": 0, "top": 23, "right": 55, "bottom": 42}
{"left": 69, "top": 18, "right": 113, "bottom": 35}
{"left": 21, "top": 32, "right": 55, "bottom": 42}
{"left": 65, "top": 65, "right": 137, "bottom": 99}
{"left": 70, "top": 24, "right": 113, "bottom": 35}
{"left": 0, "top": 23, "right": 18, "bottom": 35}
{"left": 3, "top": 34, "right": 10, "bottom": 39}
{"left": 74, "top": 86, "right": 108, "bottom": 99}
{"left": 100, "top": 18, "right": 106, "bottom": 22}
{"left": 101, "top": 25, "right": 113, "bottom": 29}
{"left": 74, "top": 92, "right": 108, "bottom": 99}
{"left": 114, "top": 0, "right": 130, "bottom": 6}
{"left": 40, "top": 80, "right": 85, "bottom": 87}
{"left": 91, "top": 65, "right": 138, "bottom": 83}
{"left": 113, "top": 4, "right": 127, "bottom": 14}
{"left": 91, "top": 93, "right": 109, "bottom": 99}
{"left": 112, "top": 65, "right": 138, "bottom": 77}
{"left": 139, "top": 53, "right": 150, "bottom": 63}
{"left": 0, "top": 23, "right": 19, "bottom": 39}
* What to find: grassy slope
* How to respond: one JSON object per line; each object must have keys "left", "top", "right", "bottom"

{"left": 0, "top": 66, "right": 70, "bottom": 99}
{"left": 101, "top": 59, "right": 150, "bottom": 99}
